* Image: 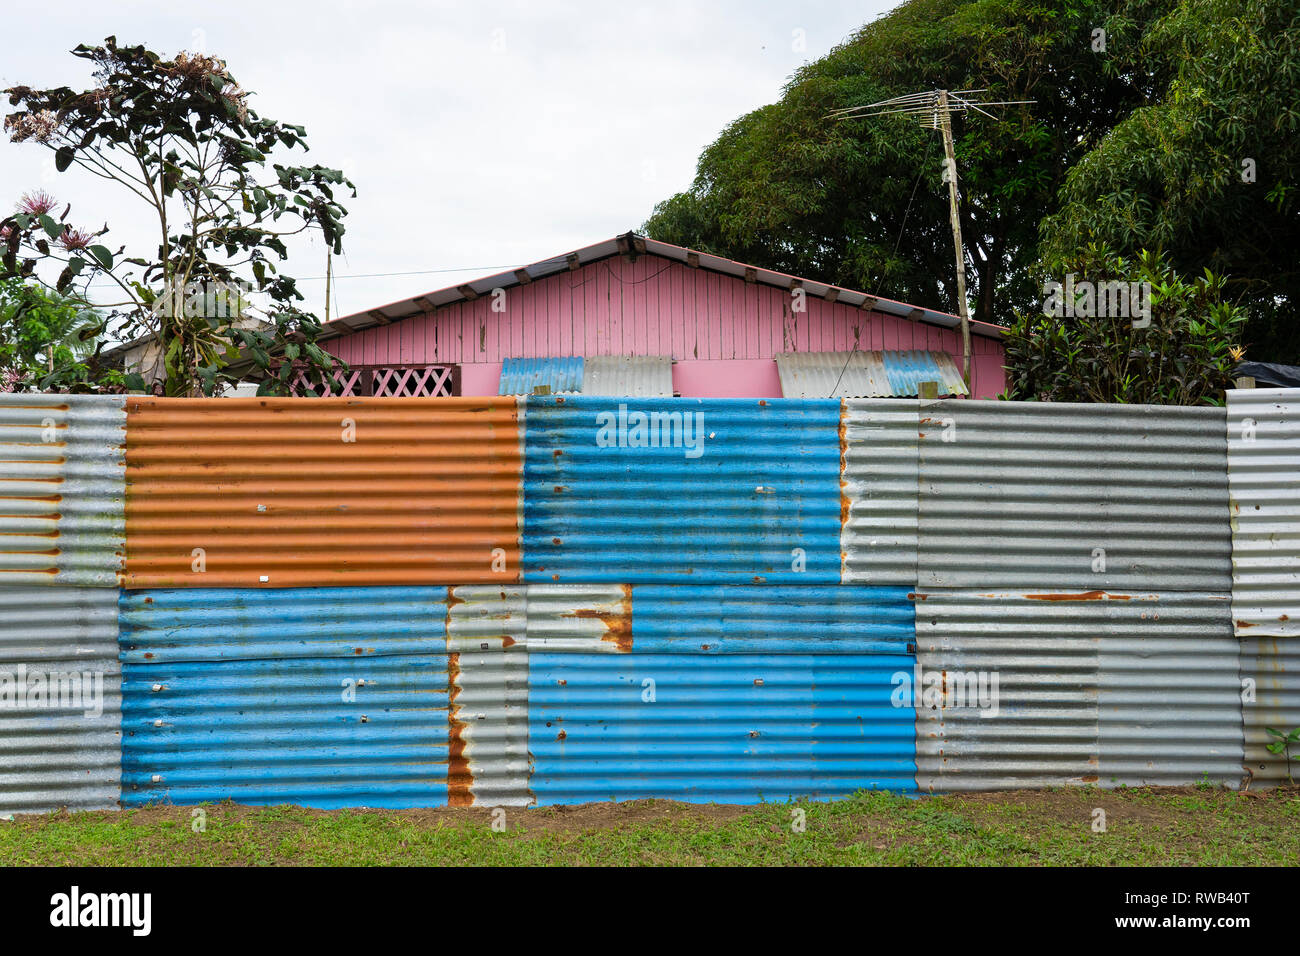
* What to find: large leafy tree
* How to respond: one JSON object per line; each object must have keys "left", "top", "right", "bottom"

{"left": 1040, "top": 0, "right": 1300, "bottom": 360}
{"left": 2, "top": 37, "right": 354, "bottom": 395}
{"left": 644, "top": 0, "right": 1146, "bottom": 326}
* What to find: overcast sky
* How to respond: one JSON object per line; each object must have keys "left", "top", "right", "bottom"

{"left": 1, "top": 1, "right": 892, "bottom": 321}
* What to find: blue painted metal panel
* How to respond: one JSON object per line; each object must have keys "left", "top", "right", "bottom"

{"left": 527, "top": 585, "right": 917, "bottom": 804}
{"left": 121, "top": 655, "right": 449, "bottom": 808}
{"left": 120, "top": 587, "right": 451, "bottom": 809}
{"left": 880, "top": 350, "right": 967, "bottom": 398}
{"left": 522, "top": 397, "right": 843, "bottom": 584}
{"left": 118, "top": 587, "right": 450, "bottom": 663}
{"left": 500, "top": 356, "right": 584, "bottom": 395}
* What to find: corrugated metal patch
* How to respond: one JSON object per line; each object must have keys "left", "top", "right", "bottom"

{"left": 123, "top": 397, "right": 522, "bottom": 588}
{"left": 118, "top": 587, "right": 450, "bottom": 663}
{"left": 776, "top": 351, "right": 967, "bottom": 398}
{"left": 1227, "top": 388, "right": 1299, "bottom": 637}
{"left": 913, "top": 589, "right": 1240, "bottom": 791}
{"left": 446, "top": 585, "right": 530, "bottom": 806}
{"left": 0, "top": 394, "right": 125, "bottom": 586}
{"left": 522, "top": 397, "right": 843, "bottom": 583}
{"left": 0, "top": 587, "right": 121, "bottom": 814}
{"left": 918, "top": 401, "right": 1231, "bottom": 590}
{"left": 582, "top": 356, "right": 673, "bottom": 397}
{"left": 120, "top": 586, "right": 452, "bottom": 808}
{"left": 527, "top": 584, "right": 917, "bottom": 804}
{"left": 499, "top": 357, "right": 584, "bottom": 395}
{"left": 839, "top": 400, "right": 919, "bottom": 586}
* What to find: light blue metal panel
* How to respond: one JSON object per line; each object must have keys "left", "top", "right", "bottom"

{"left": 120, "top": 587, "right": 451, "bottom": 809}
{"left": 499, "top": 356, "right": 584, "bottom": 395}
{"left": 527, "top": 585, "right": 916, "bottom": 804}
{"left": 118, "top": 587, "right": 451, "bottom": 663}
{"left": 880, "top": 350, "right": 967, "bottom": 397}
{"left": 121, "top": 655, "right": 448, "bottom": 808}
{"left": 522, "top": 397, "right": 843, "bottom": 584}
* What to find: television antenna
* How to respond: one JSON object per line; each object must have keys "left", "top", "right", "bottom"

{"left": 828, "top": 90, "right": 1033, "bottom": 386}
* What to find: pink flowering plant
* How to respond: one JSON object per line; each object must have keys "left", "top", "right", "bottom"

{"left": 2, "top": 37, "right": 353, "bottom": 395}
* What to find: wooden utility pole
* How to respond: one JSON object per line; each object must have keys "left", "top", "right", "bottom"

{"left": 827, "top": 89, "right": 1033, "bottom": 389}
{"left": 324, "top": 246, "right": 333, "bottom": 322}
{"left": 936, "top": 90, "right": 971, "bottom": 386}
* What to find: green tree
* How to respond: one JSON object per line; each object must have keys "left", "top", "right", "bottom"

{"left": 2, "top": 37, "right": 353, "bottom": 395}
{"left": 1040, "top": 0, "right": 1300, "bottom": 361}
{"left": 644, "top": 0, "right": 1148, "bottom": 326}
{"left": 1003, "top": 246, "right": 1246, "bottom": 405}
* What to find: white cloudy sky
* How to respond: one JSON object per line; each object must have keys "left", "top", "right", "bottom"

{"left": 1, "top": 1, "right": 891, "bottom": 321}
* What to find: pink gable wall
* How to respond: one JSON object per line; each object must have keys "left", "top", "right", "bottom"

{"left": 329, "top": 253, "right": 1006, "bottom": 398}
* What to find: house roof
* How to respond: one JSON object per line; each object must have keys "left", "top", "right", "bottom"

{"left": 498, "top": 355, "right": 675, "bottom": 397}
{"left": 322, "top": 232, "right": 1006, "bottom": 342}
{"left": 775, "top": 350, "right": 969, "bottom": 398}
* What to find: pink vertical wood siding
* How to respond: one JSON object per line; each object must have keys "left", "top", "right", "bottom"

{"left": 328, "top": 254, "right": 1007, "bottom": 398}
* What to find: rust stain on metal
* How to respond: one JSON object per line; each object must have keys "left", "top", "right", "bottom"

{"left": 1236, "top": 619, "right": 1257, "bottom": 628}
{"left": 446, "top": 650, "right": 472, "bottom": 806}
{"left": 1024, "top": 590, "right": 1131, "bottom": 602}
{"left": 122, "top": 397, "right": 523, "bottom": 588}
{"left": 1081, "top": 775, "right": 1099, "bottom": 783}
{"left": 500, "top": 634, "right": 516, "bottom": 648}
{"left": 837, "top": 405, "right": 851, "bottom": 532}
{"left": 567, "top": 583, "right": 633, "bottom": 652}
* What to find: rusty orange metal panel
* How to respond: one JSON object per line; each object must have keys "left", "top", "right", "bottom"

{"left": 124, "top": 397, "right": 522, "bottom": 588}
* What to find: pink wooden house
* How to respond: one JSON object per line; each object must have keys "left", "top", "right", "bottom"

{"left": 315, "top": 233, "right": 1006, "bottom": 399}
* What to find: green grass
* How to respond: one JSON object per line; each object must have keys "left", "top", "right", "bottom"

{"left": 2, "top": 787, "right": 1297, "bottom": 866}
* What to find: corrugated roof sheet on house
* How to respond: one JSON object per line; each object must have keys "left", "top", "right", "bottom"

{"left": 583, "top": 356, "right": 673, "bottom": 397}
{"left": 0, "top": 394, "right": 125, "bottom": 587}
{"left": 499, "top": 357, "right": 584, "bottom": 395}
{"left": 775, "top": 350, "right": 968, "bottom": 398}
{"left": 499, "top": 356, "right": 673, "bottom": 397}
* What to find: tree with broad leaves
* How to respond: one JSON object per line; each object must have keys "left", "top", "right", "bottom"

{"left": 2, "top": 36, "right": 354, "bottom": 396}
{"left": 1003, "top": 246, "right": 1247, "bottom": 406}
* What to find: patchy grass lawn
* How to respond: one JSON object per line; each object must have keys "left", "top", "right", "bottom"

{"left": 2, "top": 785, "right": 1297, "bottom": 866}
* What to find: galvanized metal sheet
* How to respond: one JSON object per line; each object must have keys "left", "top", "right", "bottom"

{"left": 839, "top": 400, "right": 919, "bottom": 586}
{"left": 914, "top": 589, "right": 1240, "bottom": 792}
{"left": 918, "top": 400, "right": 1231, "bottom": 590}
{"left": 120, "top": 586, "right": 453, "bottom": 808}
{"left": 123, "top": 397, "right": 523, "bottom": 588}
{"left": 446, "top": 584, "right": 530, "bottom": 806}
{"left": 499, "top": 357, "right": 583, "bottom": 395}
{"left": 522, "top": 397, "right": 843, "bottom": 583}
{"left": 526, "top": 584, "right": 917, "bottom": 804}
{"left": 776, "top": 351, "right": 967, "bottom": 398}
{"left": 582, "top": 356, "right": 673, "bottom": 397}
{"left": 1227, "top": 388, "right": 1299, "bottom": 637}
{"left": 1241, "top": 635, "right": 1300, "bottom": 787}
{"left": 0, "top": 587, "right": 121, "bottom": 814}
{"left": 0, "top": 394, "right": 125, "bottom": 587}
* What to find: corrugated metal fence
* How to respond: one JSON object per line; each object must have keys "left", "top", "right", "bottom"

{"left": 0, "top": 389, "right": 1295, "bottom": 813}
